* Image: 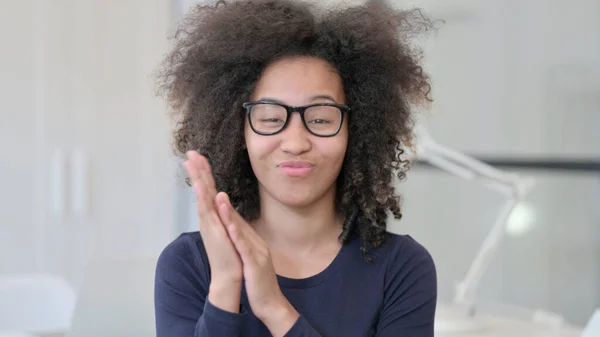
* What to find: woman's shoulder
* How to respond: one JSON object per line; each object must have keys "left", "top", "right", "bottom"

{"left": 370, "top": 231, "right": 433, "bottom": 259}
{"left": 159, "top": 231, "right": 205, "bottom": 260}
{"left": 371, "top": 232, "right": 437, "bottom": 279}
{"left": 156, "top": 231, "right": 209, "bottom": 280}
{"left": 154, "top": 232, "right": 212, "bottom": 315}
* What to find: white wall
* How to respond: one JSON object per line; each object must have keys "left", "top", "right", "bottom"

{"left": 0, "top": 0, "right": 178, "bottom": 287}
{"left": 1, "top": 0, "right": 39, "bottom": 275}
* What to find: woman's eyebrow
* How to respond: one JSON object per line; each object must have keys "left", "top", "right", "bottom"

{"left": 310, "top": 94, "right": 337, "bottom": 103}
{"left": 256, "top": 95, "right": 338, "bottom": 104}
{"left": 256, "top": 97, "right": 284, "bottom": 104}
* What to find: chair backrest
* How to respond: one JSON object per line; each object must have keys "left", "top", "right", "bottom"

{"left": 0, "top": 274, "right": 76, "bottom": 334}
{"left": 66, "top": 255, "right": 158, "bottom": 337}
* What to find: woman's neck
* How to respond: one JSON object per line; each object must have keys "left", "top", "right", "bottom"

{"left": 253, "top": 186, "right": 343, "bottom": 255}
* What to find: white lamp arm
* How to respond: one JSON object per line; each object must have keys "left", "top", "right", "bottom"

{"left": 453, "top": 195, "right": 521, "bottom": 308}
{"left": 414, "top": 126, "right": 535, "bottom": 312}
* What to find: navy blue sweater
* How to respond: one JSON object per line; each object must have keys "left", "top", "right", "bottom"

{"left": 154, "top": 231, "right": 437, "bottom": 336}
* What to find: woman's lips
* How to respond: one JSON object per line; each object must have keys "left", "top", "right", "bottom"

{"left": 278, "top": 161, "right": 314, "bottom": 177}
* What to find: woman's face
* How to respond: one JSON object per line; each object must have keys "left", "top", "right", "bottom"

{"left": 245, "top": 56, "right": 348, "bottom": 208}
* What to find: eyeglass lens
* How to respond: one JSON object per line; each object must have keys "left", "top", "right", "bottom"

{"left": 249, "top": 103, "right": 342, "bottom": 136}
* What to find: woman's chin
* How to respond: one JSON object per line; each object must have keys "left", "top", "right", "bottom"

{"left": 269, "top": 188, "right": 322, "bottom": 209}
{"left": 259, "top": 179, "right": 336, "bottom": 209}
{"left": 276, "top": 193, "right": 317, "bottom": 208}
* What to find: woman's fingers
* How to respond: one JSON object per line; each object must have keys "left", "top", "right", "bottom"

{"left": 215, "top": 192, "right": 233, "bottom": 226}
{"left": 215, "top": 194, "right": 249, "bottom": 260}
{"left": 188, "top": 151, "right": 217, "bottom": 198}
{"left": 215, "top": 193, "right": 268, "bottom": 266}
{"left": 183, "top": 162, "right": 210, "bottom": 216}
{"left": 183, "top": 152, "right": 201, "bottom": 187}
{"left": 185, "top": 151, "right": 219, "bottom": 224}
{"left": 229, "top": 207, "right": 263, "bottom": 249}
{"left": 198, "top": 155, "right": 217, "bottom": 195}
{"left": 225, "top": 215, "right": 252, "bottom": 265}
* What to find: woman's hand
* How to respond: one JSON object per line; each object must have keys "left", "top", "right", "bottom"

{"left": 183, "top": 151, "right": 243, "bottom": 312}
{"left": 216, "top": 195, "right": 300, "bottom": 336}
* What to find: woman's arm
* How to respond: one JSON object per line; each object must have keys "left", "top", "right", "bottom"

{"left": 374, "top": 237, "right": 438, "bottom": 337}
{"left": 154, "top": 234, "right": 247, "bottom": 337}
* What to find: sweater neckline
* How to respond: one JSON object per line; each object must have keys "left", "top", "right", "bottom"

{"left": 275, "top": 234, "right": 359, "bottom": 289}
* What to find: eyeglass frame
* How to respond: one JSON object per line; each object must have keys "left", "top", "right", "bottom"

{"left": 242, "top": 100, "right": 350, "bottom": 137}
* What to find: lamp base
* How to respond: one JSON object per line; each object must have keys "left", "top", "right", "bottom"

{"left": 435, "top": 304, "right": 488, "bottom": 333}
{"left": 434, "top": 302, "right": 584, "bottom": 337}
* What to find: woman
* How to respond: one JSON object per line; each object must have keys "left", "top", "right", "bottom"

{"left": 154, "top": 0, "right": 437, "bottom": 336}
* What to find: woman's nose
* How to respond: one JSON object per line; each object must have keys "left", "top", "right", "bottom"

{"left": 279, "top": 113, "right": 311, "bottom": 155}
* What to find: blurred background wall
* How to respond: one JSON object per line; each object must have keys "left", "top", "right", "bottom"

{"left": 0, "top": 0, "right": 177, "bottom": 288}
{"left": 1, "top": 0, "right": 598, "bottom": 329}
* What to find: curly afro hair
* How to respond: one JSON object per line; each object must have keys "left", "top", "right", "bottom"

{"left": 156, "top": 0, "right": 435, "bottom": 261}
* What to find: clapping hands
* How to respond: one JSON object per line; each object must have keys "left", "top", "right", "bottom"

{"left": 183, "top": 150, "right": 298, "bottom": 336}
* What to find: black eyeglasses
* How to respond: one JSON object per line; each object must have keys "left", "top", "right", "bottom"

{"left": 242, "top": 101, "right": 350, "bottom": 137}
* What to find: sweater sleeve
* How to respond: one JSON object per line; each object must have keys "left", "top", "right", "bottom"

{"left": 282, "top": 315, "right": 324, "bottom": 337}
{"left": 154, "top": 234, "right": 247, "bottom": 336}
{"left": 375, "top": 236, "right": 438, "bottom": 337}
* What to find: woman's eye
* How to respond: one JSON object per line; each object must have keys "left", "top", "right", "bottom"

{"left": 309, "top": 119, "right": 331, "bottom": 124}
{"left": 261, "top": 118, "right": 283, "bottom": 123}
